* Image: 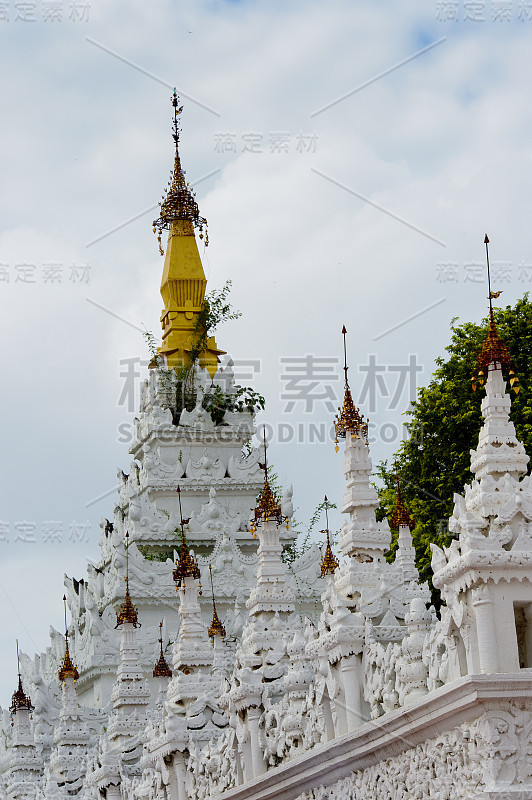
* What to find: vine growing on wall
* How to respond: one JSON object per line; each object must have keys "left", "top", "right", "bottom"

{"left": 282, "top": 495, "right": 338, "bottom": 566}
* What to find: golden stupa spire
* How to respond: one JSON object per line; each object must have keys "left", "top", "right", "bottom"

{"left": 10, "top": 641, "right": 33, "bottom": 716}
{"left": 115, "top": 532, "right": 140, "bottom": 628}
{"left": 250, "top": 429, "right": 287, "bottom": 535}
{"left": 207, "top": 565, "right": 226, "bottom": 644}
{"left": 153, "top": 90, "right": 224, "bottom": 377}
{"left": 334, "top": 325, "right": 369, "bottom": 452}
{"left": 58, "top": 595, "right": 79, "bottom": 683}
{"left": 172, "top": 486, "right": 201, "bottom": 588}
{"left": 389, "top": 474, "right": 415, "bottom": 531}
{"left": 319, "top": 496, "right": 339, "bottom": 577}
{"left": 153, "top": 621, "right": 172, "bottom": 678}
{"left": 471, "top": 235, "right": 520, "bottom": 394}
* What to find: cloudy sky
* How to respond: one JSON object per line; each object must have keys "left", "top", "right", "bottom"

{"left": 0, "top": 0, "right": 531, "bottom": 703}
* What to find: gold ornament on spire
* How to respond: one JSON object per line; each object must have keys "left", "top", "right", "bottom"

{"left": 10, "top": 677, "right": 33, "bottom": 715}
{"left": 250, "top": 429, "right": 287, "bottom": 535}
{"left": 10, "top": 641, "right": 33, "bottom": 715}
{"left": 207, "top": 565, "right": 226, "bottom": 644}
{"left": 334, "top": 325, "right": 369, "bottom": 452}
{"left": 389, "top": 474, "right": 415, "bottom": 530}
{"left": 319, "top": 496, "right": 339, "bottom": 577}
{"left": 58, "top": 595, "right": 79, "bottom": 683}
{"left": 152, "top": 90, "right": 208, "bottom": 256}
{"left": 173, "top": 486, "right": 201, "bottom": 587}
{"left": 153, "top": 621, "right": 172, "bottom": 678}
{"left": 116, "top": 533, "right": 140, "bottom": 628}
{"left": 471, "top": 236, "right": 520, "bottom": 394}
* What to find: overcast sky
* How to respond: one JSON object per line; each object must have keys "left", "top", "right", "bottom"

{"left": 0, "top": 0, "right": 531, "bottom": 704}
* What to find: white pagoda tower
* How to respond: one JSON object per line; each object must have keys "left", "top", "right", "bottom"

{"left": 2, "top": 91, "right": 532, "bottom": 800}
{"left": 0, "top": 90, "right": 323, "bottom": 772}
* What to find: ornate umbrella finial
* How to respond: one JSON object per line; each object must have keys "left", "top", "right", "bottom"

{"left": 207, "top": 565, "right": 226, "bottom": 644}
{"left": 10, "top": 641, "right": 33, "bottom": 716}
{"left": 471, "top": 235, "right": 520, "bottom": 394}
{"left": 389, "top": 473, "right": 415, "bottom": 530}
{"left": 116, "top": 532, "right": 140, "bottom": 628}
{"left": 152, "top": 90, "right": 208, "bottom": 255}
{"left": 153, "top": 621, "right": 172, "bottom": 678}
{"left": 58, "top": 594, "right": 79, "bottom": 683}
{"left": 320, "top": 495, "right": 339, "bottom": 577}
{"left": 334, "top": 325, "right": 369, "bottom": 451}
{"left": 250, "top": 428, "right": 286, "bottom": 534}
{"left": 173, "top": 486, "right": 201, "bottom": 588}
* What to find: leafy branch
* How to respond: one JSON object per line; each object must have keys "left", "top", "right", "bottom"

{"left": 181, "top": 280, "right": 241, "bottom": 393}
{"left": 201, "top": 384, "right": 265, "bottom": 425}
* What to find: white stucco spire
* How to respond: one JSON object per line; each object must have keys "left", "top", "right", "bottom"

{"left": 44, "top": 598, "right": 90, "bottom": 796}
{"left": 390, "top": 475, "right": 418, "bottom": 582}
{"left": 332, "top": 325, "right": 390, "bottom": 563}
{"left": 432, "top": 242, "right": 532, "bottom": 677}
{"left": 46, "top": 672, "right": 90, "bottom": 796}
{"left": 7, "top": 653, "right": 41, "bottom": 800}
{"left": 459, "top": 312, "right": 528, "bottom": 524}
{"left": 168, "top": 487, "right": 214, "bottom": 695}
{"left": 333, "top": 327, "right": 427, "bottom": 633}
{"left": 339, "top": 429, "right": 391, "bottom": 563}
{"left": 470, "top": 364, "right": 529, "bottom": 482}
{"left": 107, "top": 542, "right": 150, "bottom": 750}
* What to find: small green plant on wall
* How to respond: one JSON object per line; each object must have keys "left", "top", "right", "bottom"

{"left": 144, "top": 280, "right": 265, "bottom": 424}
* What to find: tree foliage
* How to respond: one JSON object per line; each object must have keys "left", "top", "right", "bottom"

{"left": 376, "top": 295, "right": 532, "bottom": 596}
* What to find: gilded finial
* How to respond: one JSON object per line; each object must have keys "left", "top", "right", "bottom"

{"left": 173, "top": 486, "right": 201, "bottom": 588}
{"left": 207, "top": 565, "right": 226, "bottom": 644}
{"left": 319, "top": 496, "right": 339, "bottom": 577}
{"left": 471, "top": 235, "right": 520, "bottom": 394}
{"left": 10, "top": 641, "right": 33, "bottom": 715}
{"left": 250, "top": 428, "right": 286, "bottom": 534}
{"left": 116, "top": 532, "right": 140, "bottom": 628}
{"left": 389, "top": 474, "right": 415, "bottom": 530}
{"left": 153, "top": 621, "right": 172, "bottom": 678}
{"left": 152, "top": 89, "right": 208, "bottom": 255}
{"left": 58, "top": 594, "right": 79, "bottom": 683}
{"left": 334, "top": 325, "right": 369, "bottom": 451}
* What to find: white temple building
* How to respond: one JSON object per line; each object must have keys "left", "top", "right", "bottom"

{"left": 1, "top": 92, "right": 532, "bottom": 800}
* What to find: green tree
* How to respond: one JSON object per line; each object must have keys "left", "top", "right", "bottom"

{"left": 376, "top": 295, "right": 532, "bottom": 596}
